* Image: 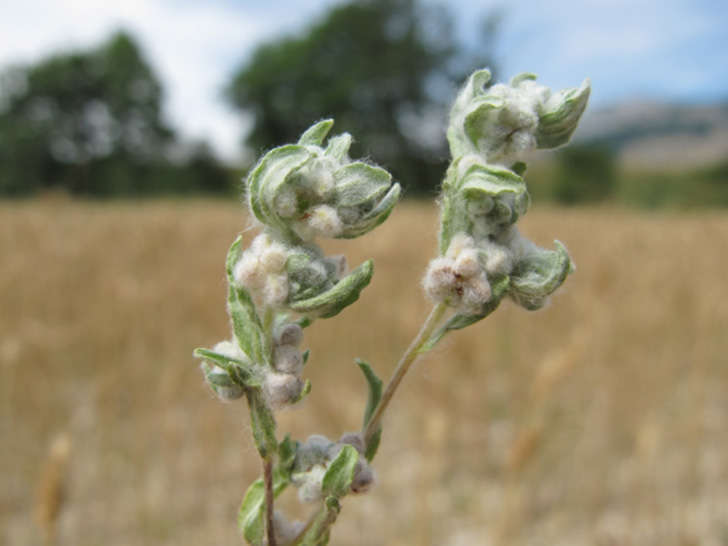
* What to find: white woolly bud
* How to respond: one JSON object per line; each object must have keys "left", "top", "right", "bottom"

{"left": 263, "top": 274, "right": 289, "bottom": 307}
{"left": 250, "top": 233, "right": 272, "bottom": 254}
{"left": 306, "top": 434, "right": 334, "bottom": 452}
{"left": 306, "top": 204, "right": 343, "bottom": 238}
{"left": 423, "top": 257, "right": 457, "bottom": 303}
{"left": 351, "top": 465, "right": 375, "bottom": 494}
{"left": 263, "top": 372, "right": 303, "bottom": 410}
{"left": 212, "top": 340, "right": 245, "bottom": 361}
{"left": 274, "top": 323, "right": 303, "bottom": 347}
{"left": 309, "top": 161, "right": 336, "bottom": 199}
{"left": 480, "top": 239, "right": 514, "bottom": 276}
{"left": 453, "top": 248, "right": 480, "bottom": 278}
{"left": 274, "top": 187, "right": 298, "bottom": 218}
{"left": 233, "top": 253, "right": 261, "bottom": 287}
{"left": 273, "top": 344, "right": 303, "bottom": 375}
{"left": 424, "top": 233, "right": 494, "bottom": 312}
{"left": 259, "top": 243, "right": 288, "bottom": 273}
{"left": 271, "top": 511, "right": 304, "bottom": 545}
{"left": 338, "top": 432, "right": 365, "bottom": 455}
{"left": 459, "top": 274, "right": 492, "bottom": 314}
{"left": 296, "top": 465, "right": 326, "bottom": 503}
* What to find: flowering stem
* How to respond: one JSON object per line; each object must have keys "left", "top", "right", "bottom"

{"left": 363, "top": 302, "right": 448, "bottom": 445}
{"left": 263, "top": 455, "right": 276, "bottom": 546}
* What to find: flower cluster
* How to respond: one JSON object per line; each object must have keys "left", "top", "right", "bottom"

{"left": 424, "top": 71, "right": 588, "bottom": 324}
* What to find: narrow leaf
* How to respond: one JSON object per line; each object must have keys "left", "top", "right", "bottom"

{"left": 536, "top": 78, "right": 591, "bottom": 149}
{"left": 289, "top": 260, "right": 374, "bottom": 318}
{"left": 509, "top": 240, "right": 573, "bottom": 310}
{"left": 237, "top": 473, "right": 290, "bottom": 545}
{"left": 298, "top": 119, "right": 334, "bottom": 146}
{"left": 338, "top": 183, "right": 401, "bottom": 239}
{"left": 193, "top": 348, "right": 261, "bottom": 387}
{"left": 324, "top": 132, "right": 352, "bottom": 160}
{"left": 321, "top": 445, "right": 359, "bottom": 498}
{"left": 333, "top": 162, "right": 392, "bottom": 208}
{"left": 238, "top": 479, "right": 265, "bottom": 545}
{"left": 355, "top": 359, "right": 382, "bottom": 427}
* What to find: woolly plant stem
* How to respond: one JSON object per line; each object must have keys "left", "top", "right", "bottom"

{"left": 363, "top": 302, "right": 448, "bottom": 444}
{"left": 263, "top": 456, "right": 276, "bottom": 546}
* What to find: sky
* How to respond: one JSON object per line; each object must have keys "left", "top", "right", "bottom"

{"left": 1, "top": 0, "right": 727, "bottom": 162}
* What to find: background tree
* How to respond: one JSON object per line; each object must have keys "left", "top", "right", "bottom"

{"left": 227, "top": 0, "right": 498, "bottom": 195}
{"left": 0, "top": 31, "right": 235, "bottom": 196}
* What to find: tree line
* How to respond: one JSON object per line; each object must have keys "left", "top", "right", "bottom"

{"left": 1, "top": 0, "right": 720, "bottom": 206}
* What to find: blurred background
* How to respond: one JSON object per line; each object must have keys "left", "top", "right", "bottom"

{"left": 2, "top": 0, "right": 728, "bottom": 544}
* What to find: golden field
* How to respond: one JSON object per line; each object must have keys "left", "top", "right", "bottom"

{"left": 2, "top": 198, "right": 728, "bottom": 545}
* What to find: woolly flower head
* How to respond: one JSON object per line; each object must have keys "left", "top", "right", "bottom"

{"left": 447, "top": 69, "right": 590, "bottom": 165}
{"left": 246, "top": 119, "right": 400, "bottom": 244}
{"left": 423, "top": 234, "right": 492, "bottom": 315}
{"left": 233, "top": 233, "right": 290, "bottom": 308}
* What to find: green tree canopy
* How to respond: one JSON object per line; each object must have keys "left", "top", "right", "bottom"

{"left": 227, "top": 0, "right": 498, "bottom": 195}
{"left": 0, "top": 30, "right": 235, "bottom": 196}
{"left": 0, "top": 31, "right": 176, "bottom": 195}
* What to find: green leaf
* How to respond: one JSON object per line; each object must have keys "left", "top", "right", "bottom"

{"left": 225, "top": 235, "right": 245, "bottom": 282}
{"left": 462, "top": 97, "right": 503, "bottom": 152}
{"left": 363, "top": 427, "right": 381, "bottom": 464}
{"left": 324, "top": 132, "right": 352, "bottom": 161}
{"left": 509, "top": 240, "right": 573, "bottom": 310}
{"left": 510, "top": 72, "right": 538, "bottom": 87}
{"left": 292, "top": 379, "right": 312, "bottom": 403}
{"left": 238, "top": 479, "right": 266, "bottom": 545}
{"left": 536, "top": 78, "right": 591, "bottom": 149}
{"left": 355, "top": 359, "right": 382, "bottom": 427}
{"left": 228, "top": 284, "right": 267, "bottom": 366}
{"left": 421, "top": 275, "right": 510, "bottom": 352}
{"left": 237, "top": 473, "right": 290, "bottom": 545}
{"left": 193, "top": 348, "right": 262, "bottom": 387}
{"left": 333, "top": 162, "right": 392, "bottom": 208}
{"left": 289, "top": 260, "right": 374, "bottom": 318}
{"left": 299, "top": 498, "right": 340, "bottom": 546}
{"left": 247, "top": 144, "right": 311, "bottom": 241}
{"left": 286, "top": 249, "right": 334, "bottom": 302}
{"left": 298, "top": 119, "right": 334, "bottom": 146}
{"left": 338, "top": 183, "right": 401, "bottom": 239}
{"left": 321, "top": 445, "right": 359, "bottom": 498}
{"left": 223, "top": 237, "right": 267, "bottom": 366}
{"left": 276, "top": 434, "right": 298, "bottom": 485}
{"left": 355, "top": 359, "right": 383, "bottom": 462}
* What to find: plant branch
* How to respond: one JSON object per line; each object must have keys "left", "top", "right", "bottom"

{"left": 263, "top": 456, "right": 276, "bottom": 546}
{"left": 363, "top": 302, "right": 448, "bottom": 444}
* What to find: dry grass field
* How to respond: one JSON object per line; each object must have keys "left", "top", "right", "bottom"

{"left": 2, "top": 198, "right": 728, "bottom": 545}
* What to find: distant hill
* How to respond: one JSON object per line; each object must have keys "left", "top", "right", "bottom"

{"left": 573, "top": 100, "right": 728, "bottom": 171}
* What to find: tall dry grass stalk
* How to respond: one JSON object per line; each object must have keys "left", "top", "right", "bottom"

{"left": 35, "top": 432, "right": 72, "bottom": 545}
